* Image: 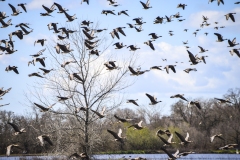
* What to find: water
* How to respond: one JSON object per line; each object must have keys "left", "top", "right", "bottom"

{"left": 0, "top": 154, "right": 240, "bottom": 160}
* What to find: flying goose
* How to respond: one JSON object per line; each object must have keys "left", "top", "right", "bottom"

{"left": 57, "top": 35, "right": 67, "bottom": 40}
{"left": 69, "top": 73, "right": 83, "bottom": 82}
{"left": 39, "top": 68, "right": 54, "bottom": 75}
{"left": 34, "top": 39, "right": 47, "bottom": 46}
{"left": 183, "top": 40, "right": 188, "bottom": 45}
{"left": 54, "top": 2, "right": 69, "bottom": 13}
{"left": 198, "top": 46, "right": 208, "bottom": 53}
{"left": 170, "top": 94, "right": 188, "bottom": 101}
{"left": 128, "top": 66, "right": 149, "bottom": 76}
{"left": 34, "top": 102, "right": 56, "bottom": 112}
{"left": 214, "top": 33, "right": 227, "bottom": 42}
{"left": 5, "top": 47, "right": 17, "bottom": 54}
{"left": 140, "top": 0, "right": 152, "bottom": 9}
{"left": 5, "top": 65, "right": 19, "bottom": 74}
{"left": 104, "top": 61, "right": 119, "bottom": 70}
{"left": 188, "top": 101, "right": 201, "bottom": 109}
{"left": 196, "top": 55, "right": 208, "bottom": 64}
{"left": 228, "top": 37, "right": 239, "bottom": 47}
{"left": 164, "top": 65, "right": 176, "bottom": 74}
{"left": 19, "top": 25, "right": 33, "bottom": 35}
{"left": 114, "top": 114, "right": 133, "bottom": 123}
{"left": 6, "top": 144, "right": 23, "bottom": 157}
{"left": 33, "top": 57, "right": 46, "bottom": 67}
{"left": 135, "top": 25, "right": 143, "bottom": 32}
{"left": 37, "top": 135, "right": 53, "bottom": 146}
{"left": 42, "top": 4, "right": 56, "bottom": 14}
{"left": 183, "top": 68, "right": 197, "bottom": 73}
{"left": 210, "top": 134, "right": 224, "bottom": 143}
{"left": 8, "top": 3, "right": 22, "bottom": 16}
{"left": 219, "top": 144, "right": 238, "bottom": 150}
{"left": 156, "top": 129, "right": 171, "bottom": 137}
{"left": 229, "top": 49, "right": 240, "bottom": 58}
{"left": 89, "top": 49, "right": 100, "bottom": 56}
{"left": 101, "top": 10, "right": 116, "bottom": 15}
{"left": 0, "top": 12, "right": 9, "bottom": 19}
{"left": 30, "top": 48, "right": 46, "bottom": 58}
{"left": 158, "top": 134, "right": 176, "bottom": 146}
{"left": 184, "top": 29, "right": 188, "bottom": 32}
{"left": 118, "top": 10, "right": 129, "bottom": 16}
{"left": 61, "top": 60, "right": 77, "bottom": 68}
{"left": 28, "top": 72, "right": 44, "bottom": 78}
{"left": 83, "top": 30, "right": 97, "bottom": 40}
{"left": 8, "top": 122, "right": 26, "bottom": 135}
{"left": 127, "top": 23, "right": 135, "bottom": 28}
{"left": 214, "top": 97, "right": 232, "bottom": 104}
{"left": 0, "top": 103, "right": 10, "bottom": 107}
{"left": 144, "top": 40, "right": 155, "bottom": 50}
{"left": 9, "top": 30, "right": 24, "bottom": 40}
{"left": 161, "top": 147, "right": 179, "bottom": 160}
{"left": 177, "top": 3, "right": 187, "bottom": 10}
{"left": 107, "top": 0, "right": 117, "bottom": 5}
{"left": 0, "top": 18, "right": 12, "bottom": 28}
{"left": 217, "top": 0, "right": 224, "bottom": 6}
{"left": 91, "top": 106, "right": 106, "bottom": 119}
{"left": 107, "top": 129, "right": 125, "bottom": 143}
{"left": 175, "top": 131, "right": 193, "bottom": 145}
{"left": 128, "top": 120, "right": 144, "bottom": 130}
{"left": 113, "top": 42, "right": 126, "bottom": 49}
{"left": 150, "top": 66, "right": 162, "bottom": 70}
{"left": 57, "top": 95, "right": 73, "bottom": 101}
{"left": 165, "top": 15, "right": 174, "bottom": 22}
{"left": 81, "top": 20, "right": 93, "bottom": 26}
{"left": 63, "top": 11, "right": 77, "bottom": 22}
{"left": 145, "top": 93, "right": 161, "bottom": 105}
{"left": 0, "top": 87, "right": 12, "bottom": 97}
{"left": 40, "top": 12, "right": 53, "bottom": 17}
{"left": 127, "top": 45, "right": 140, "bottom": 51}
{"left": 178, "top": 151, "right": 195, "bottom": 158}
{"left": 69, "top": 152, "right": 89, "bottom": 160}
{"left": 47, "top": 23, "right": 60, "bottom": 33}
{"left": 110, "top": 29, "right": 120, "bottom": 39}
{"left": 149, "top": 33, "right": 162, "bottom": 39}
{"left": 81, "top": 0, "right": 89, "bottom": 5}
{"left": 173, "top": 12, "right": 182, "bottom": 18}
{"left": 127, "top": 99, "right": 139, "bottom": 106}
{"left": 193, "top": 32, "right": 197, "bottom": 37}
{"left": 55, "top": 43, "right": 74, "bottom": 53}
{"left": 187, "top": 50, "right": 198, "bottom": 65}
{"left": 154, "top": 16, "right": 164, "bottom": 24}
{"left": 133, "top": 17, "right": 146, "bottom": 25}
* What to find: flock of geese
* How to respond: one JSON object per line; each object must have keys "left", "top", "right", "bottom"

{"left": 0, "top": 0, "right": 240, "bottom": 159}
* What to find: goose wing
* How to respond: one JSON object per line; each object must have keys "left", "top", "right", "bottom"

{"left": 175, "top": 131, "right": 186, "bottom": 142}
{"left": 146, "top": 93, "right": 155, "bottom": 102}
{"left": 12, "top": 67, "right": 19, "bottom": 74}
{"left": 8, "top": 122, "right": 20, "bottom": 132}
{"left": 43, "top": 135, "right": 53, "bottom": 145}
{"left": 169, "top": 65, "right": 176, "bottom": 73}
{"left": 158, "top": 135, "right": 169, "bottom": 144}
{"left": 107, "top": 129, "right": 119, "bottom": 139}
{"left": 114, "top": 114, "right": 126, "bottom": 122}
{"left": 8, "top": 3, "right": 17, "bottom": 13}
{"left": 34, "top": 103, "right": 48, "bottom": 111}
{"left": 118, "top": 128, "right": 122, "bottom": 137}
{"left": 128, "top": 66, "right": 138, "bottom": 74}
{"left": 161, "top": 147, "right": 175, "bottom": 159}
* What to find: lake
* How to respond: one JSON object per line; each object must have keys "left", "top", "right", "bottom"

{"left": 0, "top": 154, "right": 240, "bottom": 159}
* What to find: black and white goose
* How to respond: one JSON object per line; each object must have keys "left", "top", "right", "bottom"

{"left": 8, "top": 3, "right": 22, "bottom": 16}
{"left": 146, "top": 93, "right": 161, "bottom": 105}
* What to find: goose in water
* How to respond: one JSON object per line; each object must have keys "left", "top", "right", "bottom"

{"left": 146, "top": 93, "right": 161, "bottom": 105}
{"left": 128, "top": 120, "right": 144, "bottom": 130}
{"left": 8, "top": 122, "right": 26, "bottom": 135}
{"left": 140, "top": 0, "right": 152, "bottom": 9}
{"left": 34, "top": 102, "right": 56, "bottom": 112}
{"left": 91, "top": 106, "right": 106, "bottom": 119}
{"left": 37, "top": 135, "right": 53, "bottom": 146}
{"left": 210, "top": 134, "right": 224, "bottom": 143}
{"left": 175, "top": 131, "right": 193, "bottom": 145}
{"left": 107, "top": 129, "right": 125, "bottom": 143}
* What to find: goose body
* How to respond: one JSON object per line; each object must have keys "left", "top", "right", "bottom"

{"left": 164, "top": 65, "right": 176, "bottom": 74}
{"left": 128, "top": 120, "right": 144, "bottom": 130}
{"left": 34, "top": 102, "right": 56, "bottom": 112}
{"left": 8, "top": 122, "right": 26, "bottom": 135}
{"left": 37, "top": 135, "right": 53, "bottom": 146}
{"left": 175, "top": 131, "right": 193, "bottom": 145}
{"left": 5, "top": 65, "right": 19, "bottom": 74}
{"left": 146, "top": 93, "right": 161, "bottom": 105}
{"left": 107, "top": 129, "right": 125, "bottom": 143}
{"left": 170, "top": 94, "right": 188, "bottom": 101}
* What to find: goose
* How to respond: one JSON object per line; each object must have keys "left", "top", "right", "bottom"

{"left": 0, "top": 12, "right": 9, "bottom": 19}
{"left": 158, "top": 134, "right": 176, "bottom": 146}
{"left": 170, "top": 94, "right": 188, "bottom": 101}
{"left": 146, "top": 93, "right": 161, "bottom": 105}
{"left": 217, "top": 0, "right": 224, "bottom": 6}
{"left": 161, "top": 147, "right": 179, "bottom": 160}
{"left": 55, "top": 43, "right": 74, "bottom": 53}
{"left": 178, "top": 151, "right": 195, "bottom": 158}
{"left": 187, "top": 50, "right": 198, "bottom": 65}
{"left": 37, "top": 135, "right": 53, "bottom": 146}
{"left": 184, "top": 29, "right": 188, "bottom": 32}
{"left": 8, "top": 3, "right": 22, "bottom": 16}
{"left": 39, "top": 68, "right": 54, "bottom": 75}
{"left": 57, "top": 95, "right": 73, "bottom": 101}
{"left": 81, "top": 26, "right": 90, "bottom": 32}
{"left": 0, "top": 19, "right": 12, "bottom": 28}
{"left": 214, "top": 97, "right": 232, "bottom": 104}
{"left": 220, "top": 26, "right": 225, "bottom": 28}
{"left": 89, "top": 49, "right": 100, "bottom": 56}
{"left": 183, "top": 40, "right": 188, "bottom": 45}
{"left": 0, "top": 103, "right": 10, "bottom": 107}
{"left": 127, "top": 23, "right": 135, "bottom": 28}
{"left": 183, "top": 68, "right": 197, "bottom": 73}
{"left": 228, "top": 37, "right": 239, "bottom": 47}
{"left": 229, "top": 49, "right": 240, "bottom": 58}
{"left": 114, "top": 114, "right": 133, "bottom": 123}
{"left": 81, "top": 0, "right": 89, "bottom": 5}
{"left": 40, "top": 12, "right": 53, "bottom": 17}
{"left": 30, "top": 48, "right": 46, "bottom": 58}
{"left": 210, "top": 134, "right": 224, "bottom": 143}
{"left": 175, "top": 131, "right": 193, "bottom": 145}
{"left": 214, "top": 33, "right": 227, "bottom": 42}
{"left": 118, "top": 10, "right": 129, "bottom": 16}
{"left": 164, "top": 65, "right": 176, "bottom": 74}
{"left": 144, "top": 40, "right": 155, "bottom": 50}
{"left": 127, "top": 99, "right": 139, "bottom": 106}
{"left": 33, "top": 57, "right": 46, "bottom": 67}
{"left": 198, "top": 46, "right": 208, "bottom": 53}
{"left": 69, "top": 73, "right": 83, "bottom": 82}
{"left": 9, "top": 30, "right": 24, "bottom": 40}
{"left": 178, "top": 19, "right": 185, "bottom": 22}
{"left": 85, "top": 39, "right": 99, "bottom": 46}
{"left": 188, "top": 101, "right": 201, "bottom": 109}
{"left": 57, "top": 35, "right": 67, "bottom": 40}
{"left": 90, "top": 106, "right": 106, "bottom": 119}
{"left": 149, "top": 33, "right": 162, "bottom": 39}
{"left": 165, "top": 15, "right": 174, "bottom": 22}
{"left": 128, "top": 120, "right": 144, "bottom": 130}
{"left": 202, "top": 15, "right": 209, "bottom": 22}
{"left": 47, "top": 23, "right": 60, "bottom": 33}
{"left": 85, "top": 41, "right": 96, "bottom": 50}
{"left": 185, "top": 46, "right": 190, "bottom": 49}
{"left": 113, "top": 42, "right": 126, "bottom": 49}
{"left": 110, "top": 29, "right": 120, "bottom": 39}
{"left": 0, "top": 87, "right": 12, "bottom": 97}
{"left": 104, "top": 61, "right": 119, "bottom": 70}
{"left": 34, "top": 39, "right": 47, "bottom": 46}
{"left": 196, "top": 55, "right": 208, "bottom": 64}
{"left": 133, "top": 17, "right": 146, "bottom": 25}
{"left": 69, "top": 152, "right": 89, "bottom": 160}
{"left": 15, "top": 23, "right": 30, "bottom": 29}
{"left": 204, "top": 32, "right": 208, "bottom": 36}
{"left": 17, "top": 3, "right": 27, "bottom": 12}
{"left": 173, "top": 12, "right": 182, "bottom": 18}
{"left": 235, "top": 2, "right": 240, "bottom": 4}
{"left": 177, "top": 3, "right": 187, "bottom": 10}
{"left": 83, "top": 30, "right": 97, "bottom": 40}
{"left": 8, "top": 122, "right": 26, "bottom": 135}
{"left": 208, "top": 0, "right": 216, "bottom": 4}
{"left": 34, "top": 102, "right": 56, "bottom": 112}
{"left": 140, "top": 0, "right": 152, "bottom": 9}
{"left": 156, "top": 129, "right": 171, "bottom": 137}
{"left": 219, "top": 144, "right": 238, "bottom": 150}
{"left": 214, "top": 26, "right": 218, "bottom": 30}
{"left": 107, "top": 129, "right": 125, "bottom": 143}
{"left": 5, "top": 65, "right": 19, "bottom": 74}
{"left": 169, "top": 32, "right": 174, "bottom": 36}
{"left": 127, "top": 45, "right": 140, "bottom": 51}
{"left": 19, "top": 25, "right": 33, "bottom": 35}
{"left": 128, "top": 66, "right": 149, "bottom": 76}
{"left": 135, "top": 25, "right": 143, "bottom": 32}
{"left": 116, "top": 27, "right": 126, "bottom": 36}
{"left": 193, "top": 32, "right": 197, "bottom": 37}
{"left": 54, "top": 2, "right": 68, "bottom": 13}
{"left": 63, "top": 11, "right": 77, "bottom": 22}
{"left": 5, "top": 47, "right": 17, "bottom": 54}
{"left": 42, "top": 4, "right": 56, "bottom": 14}
{"left": 150, "top": 66, "right": 162, "bottom": 70}
{"left": 81, "top": 20, "right": 93, "bottom": 26}
{"left": 154, "top": 16, "right": 164, "bottom": 24}
{"left": 107, "top": 0, "right": 117, "bottom": 5}
{"left": 101, "top": 10, "right": 116, "bottom": 16}
{"left": 61, "top": 60, "right": 76, "bottom": 68}
{"left": 6, "top": 144, "right": 23, "bottom": 157}
{"left": 28, "top": 72, "right": 44, "bottom": 78}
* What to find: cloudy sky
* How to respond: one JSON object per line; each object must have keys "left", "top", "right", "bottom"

{"left": 0, "top": 0, "right": 239, "bottom": 115}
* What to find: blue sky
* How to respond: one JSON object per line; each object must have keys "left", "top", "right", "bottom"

{"left": 0, "top": 0, "right": 239, "bottom": 115}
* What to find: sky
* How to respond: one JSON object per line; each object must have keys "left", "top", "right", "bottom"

{"left": 0, "top": 0, "right": 240, "bottom": 116}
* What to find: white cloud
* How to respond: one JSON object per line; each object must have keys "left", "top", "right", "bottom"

{"left": 28, "top": 0, "right": 54, "bottom": 10}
